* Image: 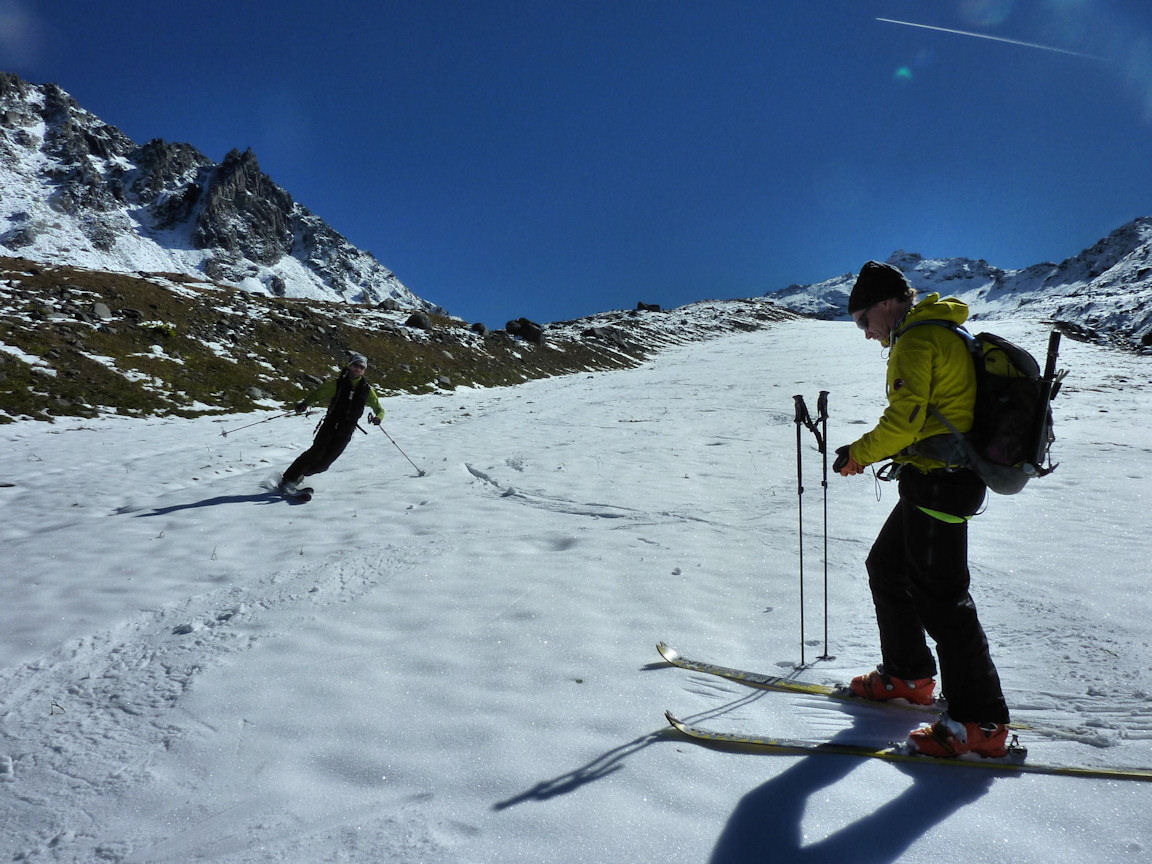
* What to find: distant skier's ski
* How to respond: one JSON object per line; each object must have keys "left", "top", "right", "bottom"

{"left": 279, "top": 484, "right": 313, "bottom": 502}
{"left": 664, "top": 712, "right": 1152, "bottom": 783}
{"left": 656, "top": 642, "right": 940, "bottom": 716}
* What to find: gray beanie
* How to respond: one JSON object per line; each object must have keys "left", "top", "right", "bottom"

{"left": 349, "top": 353, "right": 368, "bottom": 368}
{"left": 848, "top": 261, "right": 914, "bottom": 313}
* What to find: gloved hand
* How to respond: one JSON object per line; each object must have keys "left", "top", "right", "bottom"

{"left": 834, "top": 445, "right": 864, "bottom": 476}
{"left": 295, "top": 400, "right": 308, "bottom": 414}
{"left": 368, "top": 413, "right": 382, "bottom": 426}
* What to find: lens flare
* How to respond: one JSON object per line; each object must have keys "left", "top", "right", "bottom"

{"left": 958, "top": 0, "right": 1016, "bottom": 29}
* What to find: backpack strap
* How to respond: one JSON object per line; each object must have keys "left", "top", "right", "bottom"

{"left": 891, "top": 318, "right": 984, "bottom": 472}
{"left": 896, "top": 318, "right": 977, "bottom": 351}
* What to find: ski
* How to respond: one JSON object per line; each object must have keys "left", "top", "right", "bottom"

{"left": 664, "top": 712, "right": 1152, "bottom": 783}
{"left": 658, "top": 643, "right": 1110, "bottom": 741}
{"left": 279, "top": 484, "right": 314, "bottom": 502}
{"left": 657, "top": 642, "right": 1055, "bottom": 734}
{"left": 656, "top": 642, "right": 939, "bottom": 716}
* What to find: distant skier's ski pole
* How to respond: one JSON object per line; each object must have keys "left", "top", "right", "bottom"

{"left": 220, "top": 411, "right": 295, "bottom": 438}
{"left": 378, "top": 424, "right": 427, "bottom": 477}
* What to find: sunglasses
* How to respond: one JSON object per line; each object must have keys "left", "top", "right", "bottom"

{"left": 855, "top": 299, "right": 888, "bottom": 332}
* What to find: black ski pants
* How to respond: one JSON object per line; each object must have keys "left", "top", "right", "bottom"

{"left": 865, "top": 466, "right": 1010, "bottom": 725}
{"left": 284, "top": 418, "right": 356, "bottom": 485}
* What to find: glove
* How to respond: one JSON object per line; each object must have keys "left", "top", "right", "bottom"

{"left": 295, "top": 400, "right": 308, "bottom": 414}
{"left": 832, "top": 445, "right": 850, "bottom": 473}
{"left": 368, "top": 413, "right": 382, "bottom": 426}
{"left": 834, "top": 445, "right": 864, "bottom": 476}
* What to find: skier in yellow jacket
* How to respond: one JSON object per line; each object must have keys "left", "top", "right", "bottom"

{"left": 834, "top": 260, "right": 1010, "bottom": 759}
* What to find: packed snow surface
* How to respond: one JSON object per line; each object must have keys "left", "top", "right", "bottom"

{"left": 3, "top": 318, "right": 1152, "bottom": 863}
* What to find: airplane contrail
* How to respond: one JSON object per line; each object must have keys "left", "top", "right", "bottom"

{"left": 876, "top": 17, "right": 1104, "bottom": 61}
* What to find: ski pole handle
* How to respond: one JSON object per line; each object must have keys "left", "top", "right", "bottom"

{"left": 794, "top": 394, "right": 824, "bottom": 453}
{"left": 793, "top": 394, "right": 811, "bottom": 427}
{"left": 816, "top": 390, "right": 829, "bottom": 455}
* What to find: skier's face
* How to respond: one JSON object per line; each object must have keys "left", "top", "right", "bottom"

{"left": 853, "top": 298, "right": 897, "bottom": 342}
{"left": 349, "top": 362, "right": 366, "bottom": 378}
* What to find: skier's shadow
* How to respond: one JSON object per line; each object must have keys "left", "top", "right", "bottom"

{"left": 708, "top": 712, "right": 1001, "bottom": 864}
{"left": 134, "top": 492, "right": 291, "bottom": 516}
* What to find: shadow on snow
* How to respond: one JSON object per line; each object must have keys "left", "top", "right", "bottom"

{"left": 496, "top": 676, "right": 1005, "bottom": 863}
{"left": 133, "top": 492, "right": 296, "bottom": 516}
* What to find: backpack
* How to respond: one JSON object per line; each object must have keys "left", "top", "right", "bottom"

{"left": 901, "top": 321, "right": 1067, "bottom": 495}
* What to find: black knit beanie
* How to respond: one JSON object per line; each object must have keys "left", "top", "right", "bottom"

{"left": 848, "top": 261, "right": 913, "bottom": 313}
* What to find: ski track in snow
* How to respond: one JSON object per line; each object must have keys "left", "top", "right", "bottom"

{"left": 0, "top": 549, "right": 420, "bottom": 860}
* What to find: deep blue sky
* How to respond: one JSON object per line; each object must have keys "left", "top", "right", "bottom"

{"left": 5, "top": 1, "right": 1152, "bottom": 326}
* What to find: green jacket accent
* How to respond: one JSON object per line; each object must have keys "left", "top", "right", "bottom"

{"left": 302, "top": 376, "right": 385, "bottom": 419}
{"left": 849, "top": 293, "right": 976, "bottom": 472}
{"left": 916, "top": 505, "right": 972, "bottom": 524}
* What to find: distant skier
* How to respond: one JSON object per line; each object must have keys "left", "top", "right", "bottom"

{"left": 280, "top": 353, "right": 384, "bottom": 496}
{"left": 834, "top": 261, "right": 1011, "bottom": 759}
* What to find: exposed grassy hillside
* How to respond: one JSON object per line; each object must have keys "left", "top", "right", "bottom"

{"left": 0, "top": 256, "right": 796, "bottom": 423}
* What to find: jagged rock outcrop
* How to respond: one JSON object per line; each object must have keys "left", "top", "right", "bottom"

{"left": 128, "top": 139, "right": 213, "bottom": 227}
{"left": 195, "top": 148, "right": 295, "bottom": 266}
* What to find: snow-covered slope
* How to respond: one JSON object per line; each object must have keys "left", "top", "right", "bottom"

{"left": 0, "top": 73, "right": 430, "bottom": 309}
{"left": 2, "top": 315, "right": 1151, "bottom": 862}
{"left": 772, "top": 218, "right": 1152, "bottom": 350}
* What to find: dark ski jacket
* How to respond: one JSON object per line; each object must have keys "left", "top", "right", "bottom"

{"left": 300, "top": 370, "right": 384, "bottom": 429}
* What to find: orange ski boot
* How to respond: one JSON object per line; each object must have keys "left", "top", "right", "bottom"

{"left": 908, "top": 714, "right": 1010, "bottom": 758}
{"left": 849, "top": 667, "right": 936, "bottom": 706}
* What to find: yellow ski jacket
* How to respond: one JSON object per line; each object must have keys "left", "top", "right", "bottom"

{"left": 849, "top": 293, "right": 976, "bottom": 472}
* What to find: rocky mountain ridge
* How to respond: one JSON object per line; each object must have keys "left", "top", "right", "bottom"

{"left": 0, "top": 72, "right": 428, "bottom": 310}
{"left": 771, "top": 217, "right": 1152, "bottom": 350}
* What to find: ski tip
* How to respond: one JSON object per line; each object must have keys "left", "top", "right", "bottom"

{"left": 656, "top": 642, "right": 677, "bottom": 662}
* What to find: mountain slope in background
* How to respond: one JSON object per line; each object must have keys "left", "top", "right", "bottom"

{"left": 5, "top": 71, "right": 1152, "bottom": 352}
{"left": 770, "top": 217, "right": 1152, "bottom": 350}
{"left": 0, "top": 253, "right": 796, "bottom": 422}
{"left": 0, "top": 73, "right": 430, "bottom": 310}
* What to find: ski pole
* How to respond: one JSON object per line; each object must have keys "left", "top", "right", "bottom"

{"left": 220, "top": 411, "right": 294, "bottom": 438}
{"left": 792, "top": 394, "right": 811, "bottom": 668}
{"left": 378, "top": 423, "right": 427, "bottom": 477}
{"left": 815, "top": 390, "right": 834, "bottom": 661}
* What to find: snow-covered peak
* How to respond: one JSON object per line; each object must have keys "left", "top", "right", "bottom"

{"left": 770, "top": 218, "right": 1152, "bottom": 350}
{"left": 0, "top": 72, "right": 434, "bottom": 311}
